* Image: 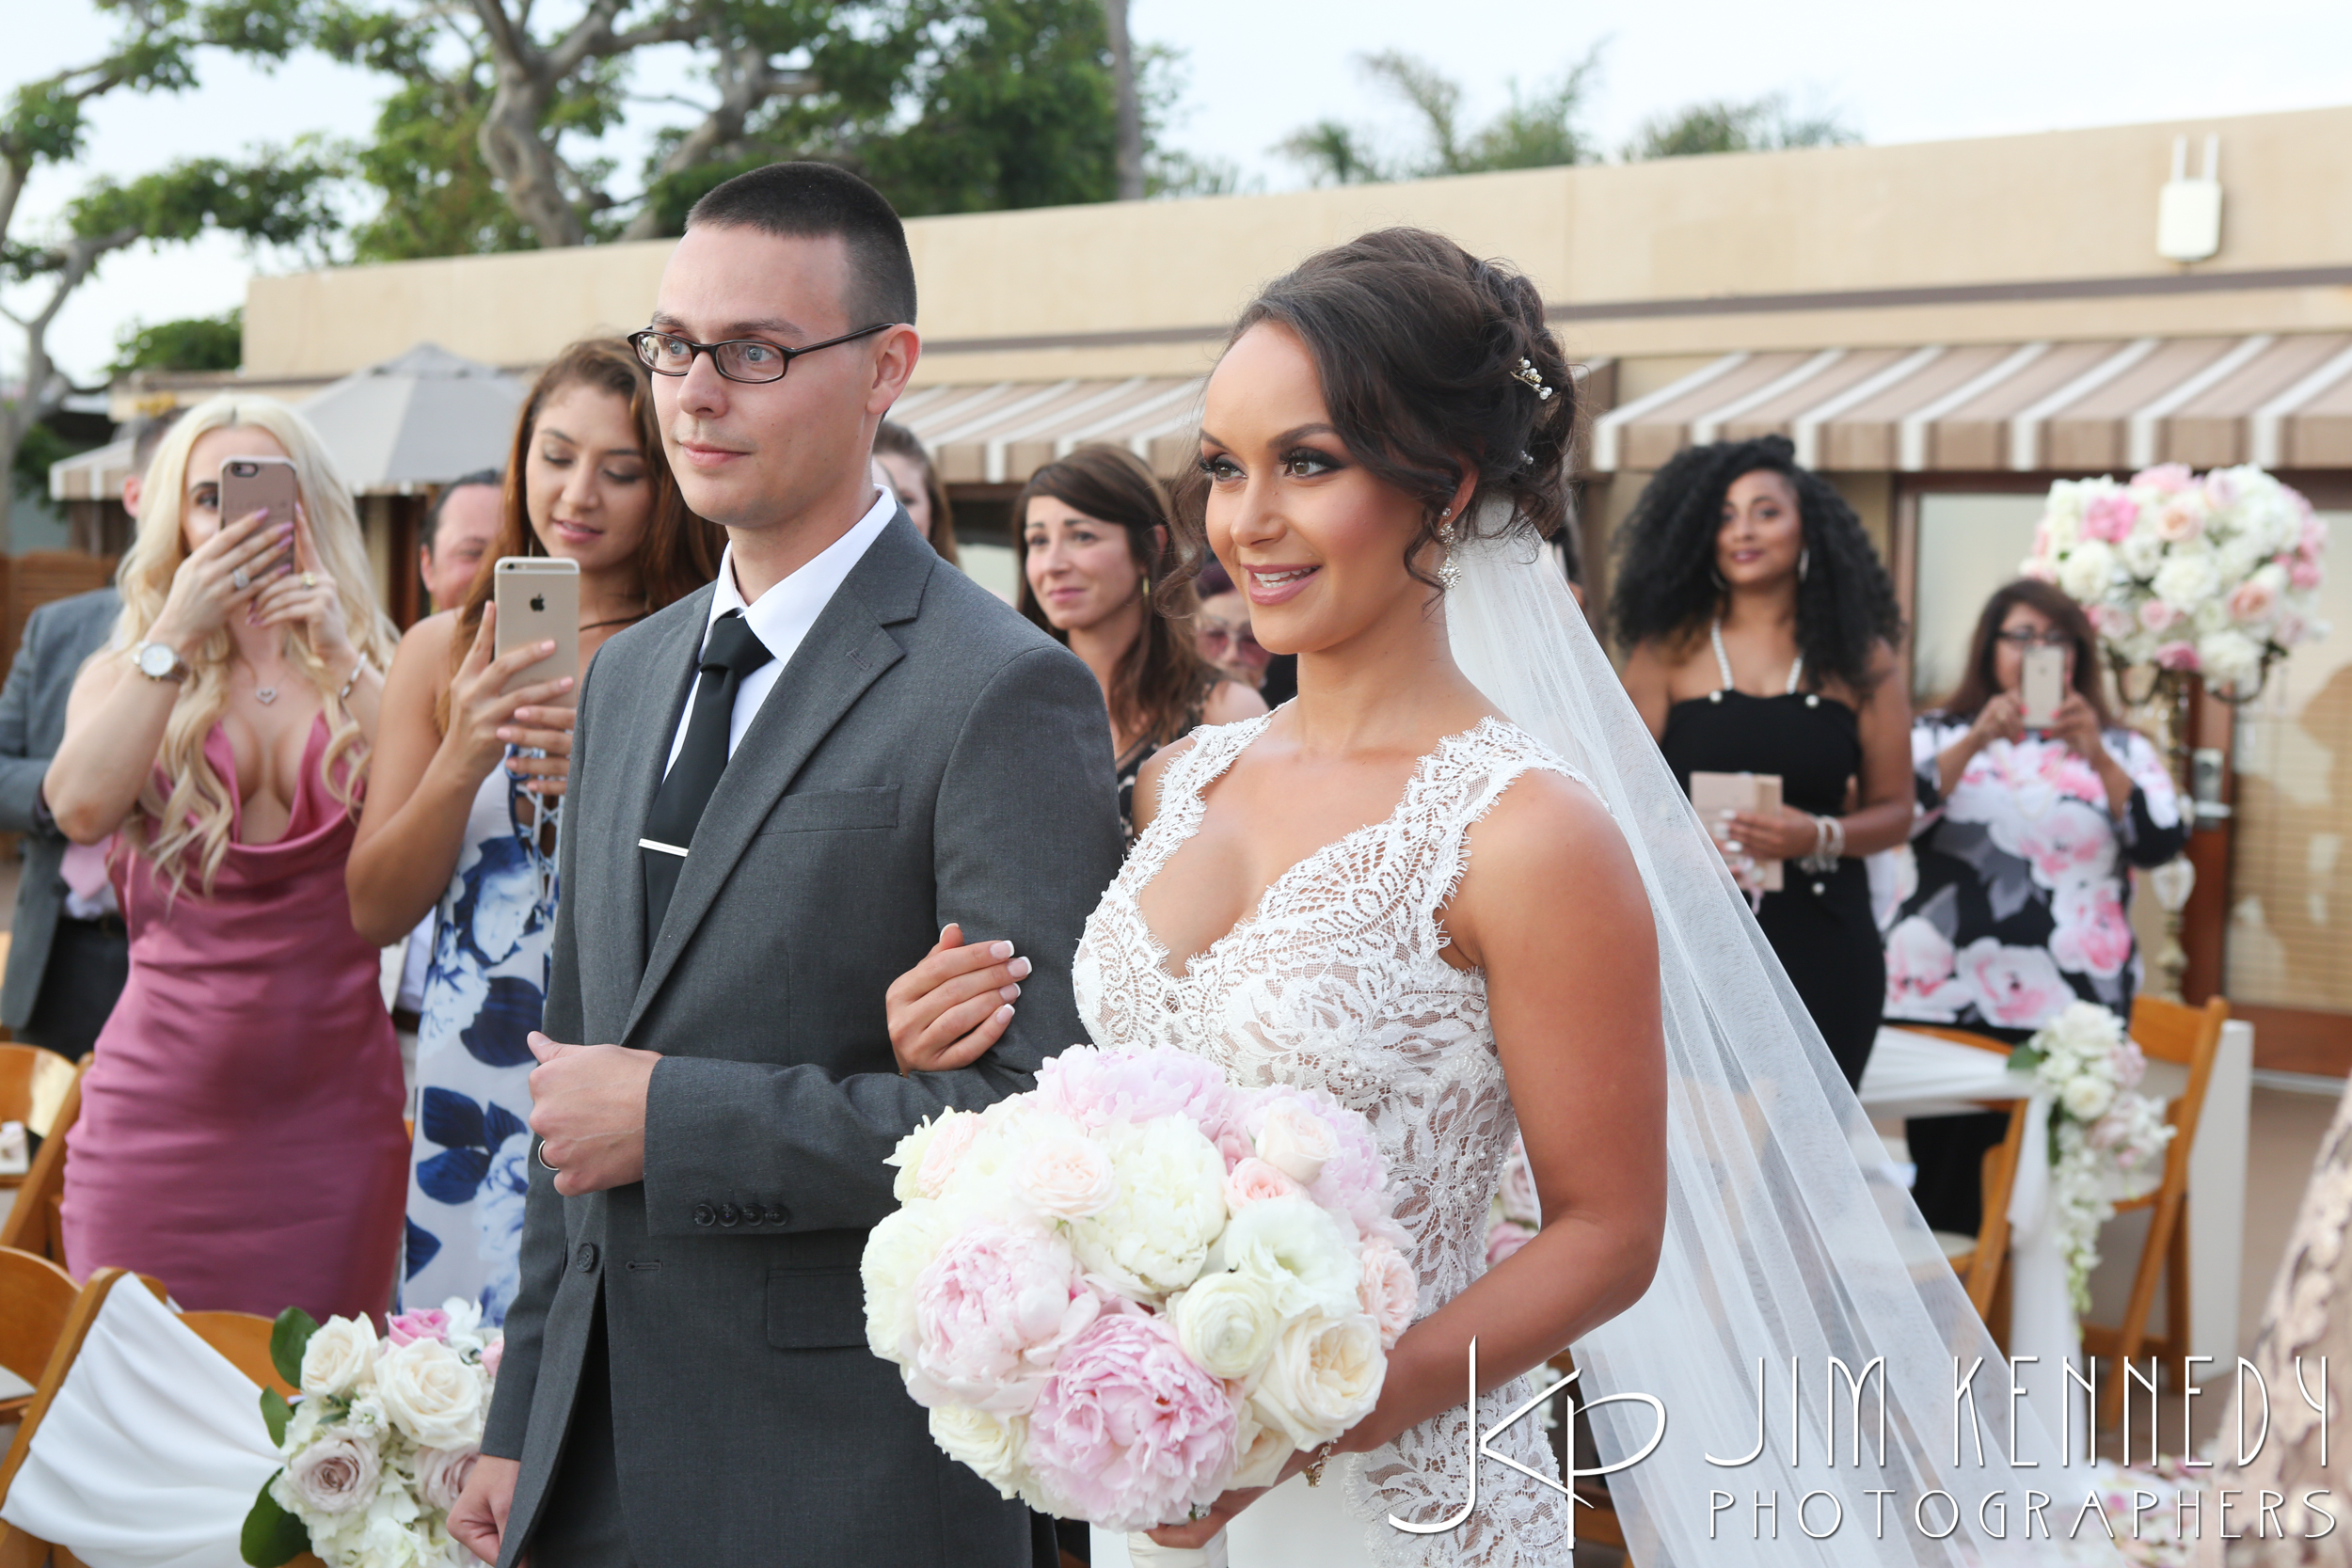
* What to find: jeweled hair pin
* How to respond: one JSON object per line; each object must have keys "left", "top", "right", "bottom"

{"left": 1512, "top": 358, "right": 1554, "bottom": 401}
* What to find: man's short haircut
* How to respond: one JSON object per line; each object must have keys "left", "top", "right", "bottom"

{"left": 127, "top": 406, "right": 185, "bottom": 475}
{"left": 424, "top": 468, "right": 503, "bottom": 554}
{"left": 685, "top": 161, "right": 917, "bottom": 329}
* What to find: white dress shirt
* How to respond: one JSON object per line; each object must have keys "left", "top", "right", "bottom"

{"left": 661, "top": 486, "right": 897, "bottom": 776}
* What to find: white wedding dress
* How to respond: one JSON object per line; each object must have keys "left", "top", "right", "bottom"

{"left": 1076, "top": 711, "right": 1578, "bottom": 1568}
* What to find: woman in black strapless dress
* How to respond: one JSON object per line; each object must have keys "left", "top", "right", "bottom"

{"left": 1614, "top": 436, "right": 1914, "bottom": 1088}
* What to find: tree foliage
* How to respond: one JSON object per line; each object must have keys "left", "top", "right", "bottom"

{"left": 1625, "top": 94, "right": 1860, "bottom": 160}
{"left": 1277, "top": 48, "right": 1602, "bottom": 188}
{"left": 110, "top": 308, "right": 245, "bottom": 377}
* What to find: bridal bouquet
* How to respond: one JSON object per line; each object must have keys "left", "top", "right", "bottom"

{"left": 2021, "top": 463, "right": 2327, "bottom": 695}
{"left": 2010, "top": 1002, "right": 2174, "bottom": 1311}
{"left": 241, "top": 1301, "right": 502, "bottom": 1568}
{"left": 862, "top": 1045, "right": 1408, "bottom": 1531}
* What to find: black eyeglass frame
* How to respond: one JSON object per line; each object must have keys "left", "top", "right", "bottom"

{"left": 1993, "top": 629, "right": 2077, "bottom": 649}
{"left": 627, "top": 323, "right": 896, "bottom": 385}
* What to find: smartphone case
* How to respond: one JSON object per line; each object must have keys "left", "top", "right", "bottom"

{"left": 492, "top": 558, "right": 581, "bottom": 703}
{"left": 1689, "top": 770, "right": 1785, "bottom": 892}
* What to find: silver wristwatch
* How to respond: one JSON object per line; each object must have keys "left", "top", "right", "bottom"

{"left": 134, "top": 641, "right": 186, "bottom": 684}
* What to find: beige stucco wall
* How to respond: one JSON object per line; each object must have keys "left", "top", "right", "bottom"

{"left": 245, "top": 104, "right": 2352, "bottom": 387}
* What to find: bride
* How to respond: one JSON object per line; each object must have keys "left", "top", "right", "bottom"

{"left": 889, "top": 229, "right": 2080, "bottom": 1566}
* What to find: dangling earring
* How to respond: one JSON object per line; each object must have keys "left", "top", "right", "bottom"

{"left": 1437, "top": 506, "right": 1460, "bottom": 590}
{"left": 1798, "top": 546, "right": 1811, "bottom": 583}
{"left": 1140, "top": 573, "right": 1152, "bottom": 603}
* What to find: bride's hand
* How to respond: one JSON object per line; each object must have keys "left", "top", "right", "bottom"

{"left": 1142, "top": 1450, "right": 1314, "bottom": 1549}
{"left": 885, "top": 922, "right": 1031, "bottom": 1073}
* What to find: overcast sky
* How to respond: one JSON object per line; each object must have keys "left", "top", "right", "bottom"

{"left": 6, "top": 0, "right": 2346, "bottom": 385}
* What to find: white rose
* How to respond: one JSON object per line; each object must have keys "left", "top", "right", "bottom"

{"left": 300, "top": 1315, "right": 380, "bottom": 1399}
{"left": 2057, "top": 540, "right": 2115, "bottom": 603}
{"left": 1249, "top": 1312, "right": 1385, "bottom": 1449}
{"left": 1229, "top": 1401, "right": 1294, "bottom": 1490}
{"left": 1068, "top": 1116, "right": 1229, "bottom": 1298}
{"left": 2119, "top": 529, "right": 2165, "bottom": 578}
{"left": 2153, "top": 551, "right": 2217, "bottom": 610}
{"left": 1011, "top": 1129, "right": 1117, "bottom": 1220}
{"left": 929, "top": 1403, "right": 1029, "bottom": 1498}
{"left": 1217, "top": 1195, "right": 1361, "bottom": 1319}
{"left": 862, "top": 1199, "right": 955, "bottom": 1359}
{"left": 374, "top": 1338, "right": 486, "bottom": 1450}
{"left": 2200, "top": 629, "right": 2265, "bottom": 691}
{"left": 1256, "top": 1102, "right": 1340, "bottom": 1186}
{"left": 283, "top": 1432, "right": 381, "bottom": 1515}
{"left": 1173, "top": 1270, "right": 1282, "bottom": 1380}
{"left": 2060, "top": 1074, "right": 2116, "bottom": 1123}
{"left": 1357, "top": 1241, "right": 1418, "bottom": 1349}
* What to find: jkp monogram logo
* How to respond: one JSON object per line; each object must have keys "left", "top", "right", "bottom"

{"left": 1390, "top": 1339, "right": 1665, "bottom": 1544}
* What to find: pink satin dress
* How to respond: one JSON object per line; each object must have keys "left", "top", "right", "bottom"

{"left": 62, "top": 717, "right": 409, "bottom": 1323}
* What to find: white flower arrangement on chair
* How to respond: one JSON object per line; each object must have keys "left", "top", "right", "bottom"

{"left": 2010, "top": 1002, "right": 2175, "bottom": 1311}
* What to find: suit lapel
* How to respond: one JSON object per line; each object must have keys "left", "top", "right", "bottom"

{"left": 622, "top": 518, "right": 930, "bottom": 1037}
{"left": 596, "top": 593, "right": 708, "bottom": 1033}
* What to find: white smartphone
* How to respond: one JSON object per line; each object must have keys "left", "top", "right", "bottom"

{"left": 2021, "top": 644, "right": 2066, "bottom": 728}
{"left": 492, "top": 557, "right": 580, "bottom": 703}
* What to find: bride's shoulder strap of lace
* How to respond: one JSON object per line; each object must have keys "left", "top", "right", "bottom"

{"left": 1122, "top": 713, "right": 1275, "bottom": 880}
{"left": 1416, "top": 719, "right": 1608, "bottom": 931}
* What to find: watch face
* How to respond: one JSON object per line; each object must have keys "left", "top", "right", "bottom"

{"left": 137, "top": 642, "right": 175, "bottom": 678}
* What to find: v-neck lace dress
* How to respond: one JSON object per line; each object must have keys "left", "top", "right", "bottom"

{"left": 1074, "top": 713, "right": 1578, "bottom": 1568}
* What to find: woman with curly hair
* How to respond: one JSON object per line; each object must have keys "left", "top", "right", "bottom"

{"left": 1613, "top": 435, "right": 1913, "bottom": 1087}
{"left": 44, "top": 393, "right": 407, "bottom": 1322}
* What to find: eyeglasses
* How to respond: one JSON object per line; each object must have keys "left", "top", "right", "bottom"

{"left": 628, "top": 324, "right": 895, "bottom": 385}
{"left": 1994, "top": 629, "right": 2074, "bottom": 649}
{"left": 1198, "top": 624, "right": 1263, "bottom": 657}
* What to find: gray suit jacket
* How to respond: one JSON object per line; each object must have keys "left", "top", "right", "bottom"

{"left": 482, "top": 516, "right": 1122, "bottom": 1565}
{"left": 0, "top": 589, "right": 121, "bottom": 1030}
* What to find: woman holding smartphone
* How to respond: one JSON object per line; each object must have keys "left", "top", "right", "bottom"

{"left": 348, "top": 339, "right": 719, "bottom": 1323}
{"left": 44, "top": 394, "right": 403, "bottom": 1323}
{"left": 1885, "top": 578, "right": 2185, "bottom": 1234}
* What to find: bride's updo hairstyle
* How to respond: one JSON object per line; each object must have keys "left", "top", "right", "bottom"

{"left": 1194, "top": 226, "right": 1578, "bottom": 590}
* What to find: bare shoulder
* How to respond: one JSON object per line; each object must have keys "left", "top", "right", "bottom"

{"left": 1202, "top": 680, "right": 1268, "bottom": 724}
{"left": 1452, "top": 763, "right": 1650, "bottom": 959}
{"left": 1131, "top": 734, "right": 1203, "bottom": 836}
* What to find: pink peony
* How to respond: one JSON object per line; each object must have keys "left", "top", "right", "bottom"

{"left": 2137, "top": 598, "right": 2182, "bottom": 634}
{"left": 1956, "top": 939, "right": 2074, "bottom": 1029}
{"left": 1025, "top": 1313, "right": 1238, "bottom": 1531}
{"left": 1486, "top": 1220, "right": 1536, "bottom": 1267}
{"left": 1224, "top": 1157, "right": 1301, "bottom": 1212}
{"left": 908, "top": 1219, "right": 1102, "bottom": 1414}
{"left": 2153, "top": 641, "right": 2201, "bottom": 672}
{"left": 1243, "top": 1085, "right": 1388, "bottom": 1235}
{"left": 385, "top": 1307, "right": 450, "bottom": 1347}
{"left": 1358, "top": 1241, "right": 1418, "bottom": 1348}
{"left": 2082, "top": 493, "right": 2138, "bottom": 543}
{"left": 2228, "top": 578, "right": 2279, "bottom": 626}
{"left": 414, "top": 1445, "right": 479, "bottom": 1512}
{"left": 1035, "top": 1046, "right": 1236, "bottom": 1138}
{"left": 917, "top": 1114, "right": 983, "bottom": 1199}
{"left": 2134, "top": 463, "right": 2195, "bottom": 494}
{"left": 479, "top": 1338, "right": 503, "bottom": 1379}
{"left": 2049, "top": 882, "right": 2133, "bottom": 979}
{"left": 2291, "top": 558, "right": 2323, "bottom": 591}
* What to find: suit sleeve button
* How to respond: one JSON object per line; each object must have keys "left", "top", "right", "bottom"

{"left": 692, "top": 1203, "right": 716, "bottom": 1227}
{"left": 765, "top": 1206, "right": 787, "bottom": 1226}
{"left": 718, "top": 1203, "right": 739, "bottom": 1227}
{"left": 742, "top": 1207, "right": 764, "bottom": 1226}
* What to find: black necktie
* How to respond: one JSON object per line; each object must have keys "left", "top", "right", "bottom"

{"left": 642, "top": 610, "right": 773, "bottom": 944}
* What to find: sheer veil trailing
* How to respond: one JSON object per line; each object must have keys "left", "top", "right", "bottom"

{"left": 1445, "top": 511, "right": 2120, "bottom": 1566}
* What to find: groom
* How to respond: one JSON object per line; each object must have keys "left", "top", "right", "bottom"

{"left": 451, "top": 163, "right": 1122, "bottom": 1565}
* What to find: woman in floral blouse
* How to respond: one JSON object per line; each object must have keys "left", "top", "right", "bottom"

{"left": 1884, "top": 578, "right": 2187, "bottom": 1234}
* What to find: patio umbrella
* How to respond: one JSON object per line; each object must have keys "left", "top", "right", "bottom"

{"left": 295, "top": 342, "right": 525, "bottom": 494}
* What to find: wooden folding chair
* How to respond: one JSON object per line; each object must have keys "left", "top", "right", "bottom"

{"left": 0, "top": 1248, "right": 78, "bottom": 1438}
{"left": 0, "top": 1063, "right": 86, "bottom": 1270}
{"left": 2080, "top": 994, "right": 2229, "bottom": 1433}
{"left": 1895, "top": 1026, "right": 2032, "bottom": 1328}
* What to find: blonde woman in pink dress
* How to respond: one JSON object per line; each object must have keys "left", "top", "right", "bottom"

{"left": 45, "top": 394, "right": 406, "bottom": 1323}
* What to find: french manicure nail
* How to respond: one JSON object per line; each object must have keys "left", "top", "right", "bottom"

{"left": 1000, "top": 984, "right": 1021, "bottom": 1002}
{"left": 996, "top": 1005, "right": 1014, "bottom": 1021}
{"left": 1009, "top": 957, "right": 1032, "bottom": 979}
{"left": 991, "top": 942, "right": 1013, "bottom": 959}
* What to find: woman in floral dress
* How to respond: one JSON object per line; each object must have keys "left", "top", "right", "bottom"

{"left": 1883, "top": 578, "right": 2186, "bottom": 1235}
{"left": 348, "top": 339, "right": 719, "bottom": 1321}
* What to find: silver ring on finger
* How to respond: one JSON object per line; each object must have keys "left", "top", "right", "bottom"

{"left": 537, "top": 1142, "right": 560, "bottom": 1172}
{"left": 231, "top": 567, "right": 250, "bottom": 592}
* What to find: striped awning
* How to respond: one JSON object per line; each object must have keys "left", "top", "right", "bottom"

{"left": 1590, "top": 334, "right": 2352, "bottom": 473}
{"left": 888, "top": 376, "right": 1207, "bottom": 485}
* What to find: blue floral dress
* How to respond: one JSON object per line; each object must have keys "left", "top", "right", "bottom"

{"left": 399, "top": 765, "right": 557, "bottom": 1323}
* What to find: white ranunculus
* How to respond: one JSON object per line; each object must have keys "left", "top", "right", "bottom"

{"left": 1011, "top": 1128, "right": 1117, "bottom": 1220}
{"left": 862, "top": 1198, "right": 955, "bottom": 1359}
{"left": 1255, "top": 1102, "right": 1340, "bottom": 1187}
{"left": 1217, "top": 1195, "right": 1361, "bottom": 1320}
{"left": 1249, "top": 1312, "right": 1384, "bottom": 1449}
{"left": 2061, "top": 1074, "right": 2117, "bottom": 1122}
{"left": 283, "top": 1432, "right": 381, "bottom": 1515}
{"left": 2057, "top": 541, "right": 2116, "bottom": 604}
{"left": 929, "top": 1403, "right": 1029, "bottom": 1498}
{"left": 2119, "top": 529, "right": 2165, "bottom": 578}
{"left": 374, "top": 1338, "right": 486, "bottom": 1450}
{"left": 1173, "top": 1270, "right": 1282, "bottom": 1380}
{"left": 1068, "top": 1116, "right": 1229, "bottom": 1298}
{"left": 300, "top": 1315, "right": 379, "bottom": 1398}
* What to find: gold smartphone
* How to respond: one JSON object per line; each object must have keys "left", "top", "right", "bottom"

{"left": 2021, "top": 644, "right": 2066, "bottom": 728}
{"left": 492, "top": 557, "right": 580, "bottom": 703}
{"left": 218, "top": 455, "right": 300, "bottom": 533}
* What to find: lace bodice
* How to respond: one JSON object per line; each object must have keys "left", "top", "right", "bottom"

{"left": 1073, "top": 713, "right": 1581, "bottom": 1567}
